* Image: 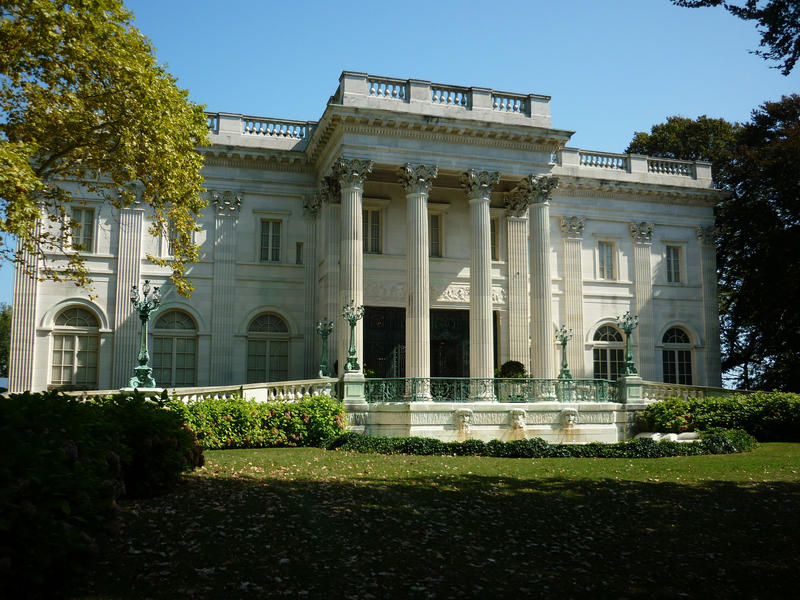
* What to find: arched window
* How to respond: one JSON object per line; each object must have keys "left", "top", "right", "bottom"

{"left": 152, "top": 310, "right": 197, "bottom": 387}
{"left": 592, "top": 325, "right": 624, "bottom": 380}
{"left": 51, "top": 307, "right": 99, "bottom": 389}
{"left": 246, "top": 314, "right": 289, "bottom": 383}
{"left": 662, "top": 327, "right": 693, "bottom": 385}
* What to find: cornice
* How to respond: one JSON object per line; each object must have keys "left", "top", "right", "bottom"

{"left": 554, "top": 176, "right": 726, "bottom": 206}
{"left": 201, "top": 148, "right": 312, "bottom": 173}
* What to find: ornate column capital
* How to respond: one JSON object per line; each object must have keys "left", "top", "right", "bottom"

{"left": 303, "top": 194, "right": 322, "bottom": 219}
{"left": 399, "top": 163, "right": 438, "bottom": 195}
{"left": 630, "top": 221, "right": 655, "bottom": 244}
{"left": 560, "top": 216, "right": 586, "bottom": 239}
{"left": 333, "top": 157, "right": 373, "bottom": 189}
{"left": 319, "top": 174, "right": 340, "bottom": 205}
{"left": 210, "top": 190, "right": 243, "bottom": 216}
{"left": 696, "top": 225, "right": 717, "bottom": 245}
{"left": 460, "top": 169, "right": 500, "bottom": 201}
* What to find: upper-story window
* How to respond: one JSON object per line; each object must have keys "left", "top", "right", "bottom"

{"left": 597, "top": 241, "right": 616, "bottom": 280}
{"left": 490, "top": 217, "right": 499, "bottom": 261}
{"left": 51, "top": 306, "right": 99, "bottom": 389}
{"left": 70, "top": 207, "right": 95, "bottom": 252}
{"left": 260, "top": 220, "right": 282, "bottom": 262}
{"left": 662, "top": 327, "right": 693, "bottom": 385}
{"left": 363, "top": 209, "right": 381, "bottom": 254}
{"left": 430, "top": 213, "right": 442, "bottom": 257}
{"left": 666, "top": 245, "right": 682, "bottom": 283}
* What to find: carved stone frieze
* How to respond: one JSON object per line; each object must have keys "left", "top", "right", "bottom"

{"left": 398, "top": 164, "right": 439, "bottom": 195}
{"left": 560, "top": 216, "right": 586, "bottom": 239}
{"left": 435, "top": 284, "right": 506, "bottom": 305}
{"left": 629, "top": 221, "right": 655, "bottom": 244}
{"left": 696, "top": 225, "right": 717, "bottom": 245}
{"left": 333, "top": 157, "right": 374, "bottom": 189}
{"left": 210, "top": 190, "right": 243, "bottom": 215}
{"left": 460, "top": 169, "right": 500, "bottom": 200}
{"left": 364, "top": 281, "right": 406, "bottom": 300}
{"left": 578, "top": 411, "right": 615, "bottom": 424}
{"left": 303, "top": 194, "right": 322, "bottom": 218}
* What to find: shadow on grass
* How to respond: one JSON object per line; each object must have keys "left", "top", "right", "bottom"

{"left": 75, "top": 473, "right": 800, "bottom": 599}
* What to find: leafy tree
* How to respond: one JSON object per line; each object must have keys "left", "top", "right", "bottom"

{"left": 672, "top": 1, "right": 800, "bottom": 75}
{"left": 626, "top": 96, "right": 800, "bottom": 391}
{"left": 0, "top": 302, "right": 9, "bottom": 379}
{"left": 0, "top": 0, "right": 208, "bottom": 296}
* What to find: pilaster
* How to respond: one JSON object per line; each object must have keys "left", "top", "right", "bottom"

{"left": 504, "top": 190, "right": 531, "bottom": 372}
{"left": 525, "top": 175, "right": 559, "bottom": 379}
{"left": 461, "top": 169, "right": 500, "bottom": 381}
{"left": 630, "top": 222, "right": 655, "bottom": 380}
{"left": 303, "top": 194, "right": 322, "bottom": 378}
{"left": 697, "top": 226, "right": 721, "bottom": 386}
{"left": 399, "top": 164, "right": 438, "bottom": 393}
{"left": 112, "top": 207, "right": 144, "bottom": 388}
{"left": 210, "top": 191, "right": 242, "bottom": 385}
{"left": 320, "top": 175, "right": 341, "bottom": 374}
{"left": 334, "top": 157, "right": 373, "bottom": 374}
{"left": 8, "top": 229, "right": 40, "bottom": 393}
{"left": 560, "top": 216, "right": 586, "bottom": 377}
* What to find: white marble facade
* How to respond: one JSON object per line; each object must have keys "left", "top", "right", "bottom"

{"left": 9, "top": 72, "right": 724, "bottom": 393}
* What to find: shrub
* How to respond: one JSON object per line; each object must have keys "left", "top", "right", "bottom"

{"left": 171, "top": 395, "right": 346, "bottom": 450}
{"left": 326, "top": 429, "right": 756, "bottom": 458}
{"left": 640, "top": 392, "right": 800, "bottom": 441}
{"left": 495, "top": 360, "right": 527, "bottom": 378}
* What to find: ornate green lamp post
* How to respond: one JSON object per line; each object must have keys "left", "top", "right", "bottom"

{"left": 342, "top": 300, "right": 365, "bottom": 372}
{"left": 129, "top": 280, "right": 161, "bottom": 388}
{"left": 556, "top": 325, "right": 574, "bottom": 381}
{"left": 316, "top": 319, "right": 334, "bottom": 377}
{"left": 617, "top": 311, "right": 640, "bottom": 375}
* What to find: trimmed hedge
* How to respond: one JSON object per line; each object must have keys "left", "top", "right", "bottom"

{"left": 640, "top": 392, "right": 800, "bottom": 442}
{"left": 169, "top": 395, "right": 347, "bottom": 450}
{"left": 323, "top": 428, "right": 757, "bottom": 458}
{"left": 0, "top": 390, "right": 202, "bottom": 598}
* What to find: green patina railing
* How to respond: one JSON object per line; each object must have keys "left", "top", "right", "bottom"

{"left": 364, "top": 378, "right": 617, "bottom": 404}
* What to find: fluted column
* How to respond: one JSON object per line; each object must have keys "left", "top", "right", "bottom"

{"left": 303, "top": 195, "right": 321, "bottom": 378}
{"left": 630, "top": 222, "right": 655, "bottom": 380}
{"left": 528, "top": 175, "right": 559, "bottom": 378}
{"left": 319, "top": 176, "right": 341, "bottom": 374}
{"left": 210, "top": 191, "right": 241, "bottom": 385}
{"left": 9, "top": 226, "right": 40, "bottom": 392}
{"left": 112, "top": 207, "right": 144, "bottom": 388}
{"left": 334, "top": 158, "right": 373, "bottom": 374}
{"left": 697, "top": 226, "right": 721, "bottom": 386}
{"left": 504, "top": 187, "right": 531, "bottom": 372}
{"left": 399, "top": 164, "right": 438, "bottom": 393}
{"left": 461, "top": 169, "right": 500, "bottom": 382}
{"left": 560, "top": 216, "right": 586, "bottom": 377}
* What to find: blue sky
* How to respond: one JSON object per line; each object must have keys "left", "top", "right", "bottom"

{"left": 1, "top": 0, "right": 797, "bottom": 305}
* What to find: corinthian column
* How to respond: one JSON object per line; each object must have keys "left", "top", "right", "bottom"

{"left": 460, "top": 169, "right": 500, "bottom": 383}
{"left": 527, "top": 175, "right": 558, "bottom": 379}
{"left": 333, "top": 157, "right": 373, "bottom": 373}
{"left": 504, "top": 186, "right": 531, "bottom": 372}
{"left": 697, "top": 226, "right": 721, "bottom": 386}
{"left": 399, "top": 164, "right": 438, "bottom": 395}
{"left": 560, "top": 216, "right": 586, "bottom": 377}
{"left": 630, "top": 222, "right": 655, "bottom": 380}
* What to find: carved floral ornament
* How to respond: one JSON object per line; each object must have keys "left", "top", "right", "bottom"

{"left": 303, "top": 194, "right": 322, "bottom": 218}
{"left": 332, "top": 157, "right": 374, "bottom": 189}
{"left": 398, "top": 164, "right": 439, "bottom": 194}
{"left": 560, "top": 216, "right": 586, "bottom": 238}
{"left": 629, "top": 221, "right": 655, "bottom": 244}
{"left": 318, "top": 174, "right": 340, "bottom": 205}
{"left": 460, "top": 169, "right": 500, "bottom": 200}
{"left": 696, "top": 225, "right": 717, "bottom": 245}
{"left": 504, "top": 174, "right": 559, "bottom": 214}
{"left": 210, "top": 190, "right": 243, "bottom": 215}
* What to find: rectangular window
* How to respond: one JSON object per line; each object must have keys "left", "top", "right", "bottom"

{"left": 430, "top": 214, "right": 442, "bottom": 257}
{"left": 663, "top": 349, "right": 693, "bottom": 385}
{"left": 593, "top": 348, "right": 624, "bottom": 380}
{"left": 295, "top": 242, "right": 304, "bottom": 265}
{"left": 247, "top": 340, "right": 289, "bottom": 383}
{"left": 666, "top": 245, "right": 681, "bottom": 283}
{"left": 363, "top": 209, "right": 381, "bottom": 254}
{"left": 70, "top": 207, "right": 94, "bottom": 252}
{"left": 51, "top": 334, "right": 98, "bottom": 388}
{"left": 598, "top": 241, "right": 616, "bottom": 280}
{"left": 490, "top": 218, "right": 498, "bottom": 261}
{"left": 260, "top": 220, "right": 281, "bottom": 262}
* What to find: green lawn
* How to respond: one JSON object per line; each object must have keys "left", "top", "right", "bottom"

{"left": 76, "top": 444, "right": 800, "bottom": 599}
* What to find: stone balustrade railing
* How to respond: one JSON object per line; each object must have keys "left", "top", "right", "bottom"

{"left": 492, "top": 92, "right": 528, "bottom": 114}
{"left": 640, "top": 380, "right": 737, "bottom": 402}
{"left": 557, "top": 147, "right": 712, "bottom": 181}
{"left": 647, "top": 157, "right": 695, "bottom": 177}
{"left": 431, "top": 84, "right": 470, "bottom": 107}
{"left": 241, "top": 116, "right": 313, "bottom": 139}
{"left": 207, "top": 113, "right": 219, "bottom": 134}
{"left": 579, "top": 150, "right": 628, "bottom": 170}
{"left": 367, "top": 75, "right": 408, "bottom": 100}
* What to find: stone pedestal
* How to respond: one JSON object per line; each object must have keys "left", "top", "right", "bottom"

{"left": 617, "top": 375, "right": 644, "bottom": 404}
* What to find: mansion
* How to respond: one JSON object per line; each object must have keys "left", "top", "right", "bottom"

{"left": 9, "top": 71, "right": 723, "bottom": 394}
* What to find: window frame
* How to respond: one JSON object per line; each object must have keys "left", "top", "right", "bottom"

{"left": 259, "top": 219, "right": 283, "bottom": 263}
{"left": 246, "top": 313, "right": 291, "bottom": 383}
{"left": 664, "top": 242, "right": 687, "bottom": 285}
{"left": 596, "top": 240, "right": 617, "bottom": 281}
{"left": 362, "top": 207, "right": 382, "bottom": 254}
{"left": 50, "top": 307, "right": 100, "bottom": 390}
{"left": 151, "top": 310, "right": 198, "bottom": 387}
{"left": 69, "top": 206, "right": 96, "bottom": 253}
{"left": 661, "top": 327, "right": 694, "bottom": 385}
{"left": 591, "top": 324, "right": 625, "bottom": 381}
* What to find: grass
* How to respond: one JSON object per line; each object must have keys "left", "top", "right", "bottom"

{"left": 76, "top": 444, "right": 800, "bottom": 599}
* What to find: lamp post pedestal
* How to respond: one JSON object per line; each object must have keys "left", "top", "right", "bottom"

{"left": 129, "top": 280, "right": 161, "bottom": 389}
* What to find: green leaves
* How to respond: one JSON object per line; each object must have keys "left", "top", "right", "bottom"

{"left": 0, "top": 0, "right": 208, "bottom": 296}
